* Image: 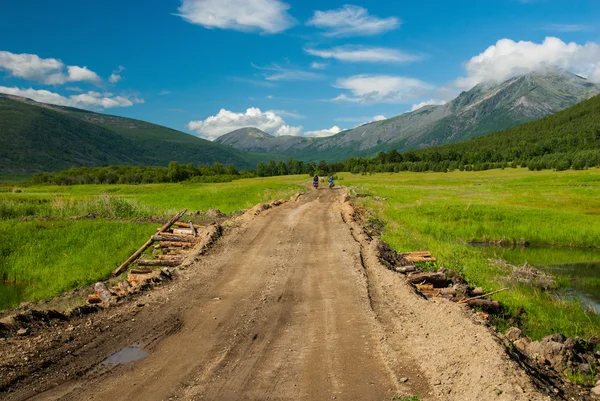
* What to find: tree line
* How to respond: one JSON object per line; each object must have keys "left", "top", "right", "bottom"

{"left": 31, "top": 162, "right": 250, "bottom": 185}
{"left": 31, "top": 94, "right": 600, "bottom": 184}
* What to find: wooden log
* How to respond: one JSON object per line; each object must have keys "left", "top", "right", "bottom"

{"left": 189, "top": 221, "right": 198, "bottom": 236}
{"left": 94, "top": 282, "right": 112, "bottom": 303}
{"left": 458, "top": 288, "right": 508, "bottom": 304}
{"left": 157, "top": 254, "right": 182, "bottom": 260}
{"left": 439, "top": 287, "right": 457, "bottom": 296}
{"left": 151, "top": 234, "right": 196, "bottom": 243}
{"left": 130, "top": 268, "right": 155, "bottom": 274}
{"left": 88, "top": 294, "right": 102, "bottom": 304}
{"left": 395, "top": 265, "right": 417, "bottom": 273}
{"left": 465, "top": 299, "right": 501, "bottom": 311}
{"left": 112, "top": 238, "right": 154, "bottom": 276}
{"left": 416, "top": 283, "right": 434, "bottom": 291}
{"left": 173, "top": 221, "right": 202, "bottom": 229}
{"left": 156, "top": 208, "right": 188, "bottom": 233}
{"left": 405, "top": 256, "right": 437, "bottom": 263}
{"left": 159, "top": 241, "right": 192, "bottom": 248}
{"left": 408, "top": 272, "right": 449, "bottom": 288}
{"left": 136, "top": 259, "right": 181, "bottom": 267}
{"left": 112, "top": 209, "right": 188, "bottom": 276}
{"left": 173, "top": 228, "right": 194, "bottom": 236}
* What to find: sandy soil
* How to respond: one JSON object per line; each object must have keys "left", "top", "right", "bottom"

{"left": 0, "top": 188, "right": 552, "bottom": 400}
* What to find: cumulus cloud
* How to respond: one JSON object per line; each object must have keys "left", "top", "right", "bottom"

{"left": 305, "top": 46, "right": 421, "bottom": 63}
{"left": 304, "top": 126, "right": 341, "bottom": 137}
{"left": 411, "top": 99, "right": 446, "bottom": 111}
{"left": 177, "top": 0, "right": 295, "bottom": 34}
{"left": 252, "top": 63, "right": 323, "bottom": 81}
{"left": 187, "top": 107, "right": 302, "bottom": 139}
{"left": 333, "top": 75, "right": 431, "bottom": 103}
{"left": 0, "top": 86, "right": 143, "bottom": 109}
{"left": 455, "top": 37, "right": 600, "bottom": 89}
{"left": 67, "top": 66, "right": 101, "bottom": 83}
{"left": 0, "top": 51, "right": 101, "bottom": 85}
{"left": 187, "top": 107, "right": 343, "bottom": 139}
{"left": 307, "top": 5, "right": 399, "bottom": 37}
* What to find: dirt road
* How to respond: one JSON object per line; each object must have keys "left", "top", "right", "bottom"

{"left": 1, "top": 188, "right": 549, "bottom": 401}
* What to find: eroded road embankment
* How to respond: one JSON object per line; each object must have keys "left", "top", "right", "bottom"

{"left": 1, "top": 188, "right": 549, "bottom": 401}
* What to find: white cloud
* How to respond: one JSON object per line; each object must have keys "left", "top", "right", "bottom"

{"left": 275, "top": 124, "right": 302, "bottom": 136}
{"left": 455, "top": 37, "right": 600, "bottom": 89}
{"left": 108, "top": 66, "right": 125, "bottom": 83}
{"left": 310, "top": 61, "right": 328, "bottom": 69}
{"left": 411, "top": 99, "right": 446, "bottom": 111}
{"left": 0, "top": 51, "right": 101, "bottom": 85}
{"left": 333, "top": 74, "right": 432, "bottom": 103}
{"left": 305, "top": 46, "right": 421, "bottom": 63}
{"left": 252, "top": 63, "right": 323, "bottom": 81}
{"left": 304, "top": 126, "right": 341, "bottom": 137}
{"left": 187, "top": 107, "right": 302, "bottom": 139}
{"left": 67, "top": 66, "right": 101, "bottom": 84}
{"left": 0, "top": 86, "right": 143, "bottom": 109}
{"left": 186, "top": 107, "right": 343, "bottom": 139}
{"left": 373, "top": 115, "right": 386, "bottom": 121}
{"left": 177, "top": 0, "right": 295, "bottom": 34}
{"left": 307, "top": 5, "right": 399, "bottom": 37}
{"left": 159, "top": 90, "right": 172, "bottom": 95}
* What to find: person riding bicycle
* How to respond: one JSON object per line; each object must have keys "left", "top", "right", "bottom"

{"left": 313, "top": 175, "right": 319, "bottom": 189}
{"left": 328, "top": 175, "right": 334, "bottom": 188}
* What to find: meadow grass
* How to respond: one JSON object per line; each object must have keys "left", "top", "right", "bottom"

{"left": 0, "top": 176, "right": 307, "bottom": 310}
{"left": 8, "top": 175, "right": 307, "bottom": 215}
{"left": 342, "top": 168, "right": 600, "bottom": 339}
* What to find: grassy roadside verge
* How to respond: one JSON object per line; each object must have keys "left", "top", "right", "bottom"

{"left": 0, "top": 176, "right": 307, "bottom": 310}
{"left": 341, "top": 168, "right": 600, "bottom": 340}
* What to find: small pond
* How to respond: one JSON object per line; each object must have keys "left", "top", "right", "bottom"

{"left": 0, "top": 281, "right": 26, "bottom": 311}
{"left": 475, "top": 245, "right": 600, "bottom": 313}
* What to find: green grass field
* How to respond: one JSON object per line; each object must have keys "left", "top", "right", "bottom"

{"left": 0, "top": 176, "right": 307, "bottom": 310}
{"left": 2, "top": 169, "right": 599, "bottom": 341}
{"left": 342, "top": 168, "right": 600, "bottom": 340}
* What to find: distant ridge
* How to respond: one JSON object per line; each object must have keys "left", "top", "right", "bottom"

{"left": 215, "top": 69, "right": 600, "bottom": 161}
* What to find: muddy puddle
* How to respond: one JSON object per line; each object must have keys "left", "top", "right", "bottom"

{"left": 475, "top": 245, "right": 600, "bottom": 313}
{"left": 0, "top": 281, "right": 25, "bottom": 311}
{"left": 101, "top": 344, "right": 148, "bottom": 367}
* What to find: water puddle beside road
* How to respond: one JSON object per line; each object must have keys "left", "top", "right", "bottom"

{"left": 474, "top": 245, "right": 600, "bottom": 313}
{"left": 101, "top": 344, "right": 148, "bottom": 367}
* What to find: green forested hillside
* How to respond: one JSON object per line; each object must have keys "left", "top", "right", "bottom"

{"left": 249, "top": 94, "right": 600, "bottom": 175}
{"left": 403, "top": 93, "right": 600, "bottom": 170}
{"left": 0, "top": 96, "right": 263, "bottom": 172}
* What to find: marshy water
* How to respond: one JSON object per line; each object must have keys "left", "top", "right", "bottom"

{"left": 476, "top": 245, "right": 600, "bottom": 313}
{"left": 0, "top": 281, "right": 25, "bottom": 311}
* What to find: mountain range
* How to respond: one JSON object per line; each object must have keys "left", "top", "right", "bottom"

{"left": 0, "top": 94, "right": 276, "bottom": 173}
{"left": 215, "top": 69, "right": 600, "bottom": 161}
{"left": 1, "top": 69, "right": 599, "bottom": 173}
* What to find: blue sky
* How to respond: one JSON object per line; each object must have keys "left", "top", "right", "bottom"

{"left": 1, "top": 0, "right": 599, "bottom": 139}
